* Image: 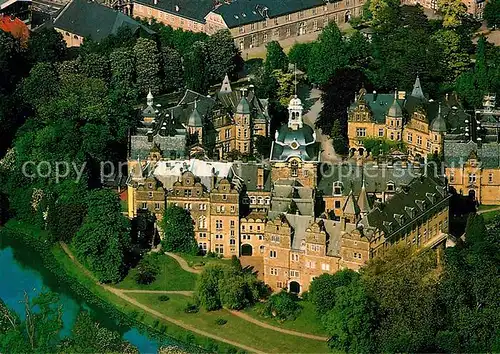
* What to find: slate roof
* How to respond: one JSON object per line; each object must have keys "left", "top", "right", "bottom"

{"left": 213, "top": 0, "right": 326, "bottom": 28}
{"left": 352, "top": 93, "right": 405, "bottom": 124}
{"left": 363, "top": 175, "right": 448, "bottom": 241}
{"left": 232, "top": 162, "right": 272, "bottom": 192}
{"left": 271, "top": 124, "right": 319, "bottom": 162}
{"left": 54, "top": 0, "right": 154, "bottom": 41}
{"left": 317, "top": 162, "right": 421, "bottom": 196}
{"left": 444, "top": 141, "right": 500, "bottom": 169}
{"left": 134, "top": 0, "right": 214, "bottom": 22}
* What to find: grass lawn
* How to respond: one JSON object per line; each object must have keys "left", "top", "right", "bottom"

{"left": 478, "top": 204, "right": 500, "bottom": 211}
{"left": 116, "top": 254, "right": 197, "bottom": 291}
{"left": 482, "top": 209, "right": 500, "bottom": 223}
{"left": 120, "top": 199, "right": 128, "bottom": 213}
{"left": 243, "top": 300, "right": 329, "bottom": 337}
{"left": 130, "top": 293, "right": 330, "bottom": 353}
{"left": 51, "top": 245, "right": 238, "bottom": 353}
{"left": 175, "top": 253, "right": 231, "bottom": 269}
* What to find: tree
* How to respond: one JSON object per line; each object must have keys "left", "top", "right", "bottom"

{"left": 195, "top": 264, "right": 226, "bottom": 311}
{"left": 78, "top": 53, "right": 111, "bottom": 81}
{"left": 261, "top": 291, "right": 302, "bottom": 321}
{"left": 484, "top": 0, "right": 500, "bottom": 28}
{"left": 464, "top": 213, "right": 487, "bottom": 245}
{"left": 264, "top": 41, "right": 288, "bottom": 73}
{"left": 273, "top": 69, "right": 295, "bottom": 106}
{"left": 162, "top": 47, "right": 183, "bottom": 92}
{"left": 309, "top": 270, "right": 359, "bottom": 315}
{"left": 21, "top": 62, "right": 60, "bottom": 109}
{"left": 160, "top": 205, "right": 198, "bottom": 254}
{"left": 433, "top": 29, "right": 471, "bottom": 82}
{"left": 347, "top": 31, "right": 372, "bottom": 67}
{"left": 73, "top": 189, "right": 131, "bottom": 283}
{"left": 368, "top": 0, "right": 400, "bottom": 30}
{"left": 323, "top": 278, "right": 377, "bottom": 353}
{"left": 206, "top": 30, "right": 241, "bottom": 82}
{"left": 183, "top": 41, "right": 209, "bottom": 93}
{"left": 307, "top": 23, "right": 350, "bottom": 85}
{"left": 134, "top": 253, "right": 161, "bottom": 285}
{"left": 62, "top": 311, "right": 137, "bottom": 353}
{"left": 439, "top": 0, "right": 468, "bottom": 28}
{"left": 110, "top": 48, "right": 136, "bottom": 87}
{"left": 134, "top": 38, "right": 162, "bottom": 95}
{"left": 0, "top": 31, "right": 25, "bottom": 94}
{"left": 331, "top": 120, "right": 348, "bottom": 155}
{"left": 27, "top": 28, "right": 66, "bottom": 64}
{"left": 255, "top": 135, "right": 273, "bottom": 158}
{"left": 288, "top": 43, "right": 312, "bottom": 72}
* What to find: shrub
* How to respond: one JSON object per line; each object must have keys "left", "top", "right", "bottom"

{"left": 261, "top": 290, "right": 302, "bottom": 321}
{"left": 215, "top": 318, "right": 227, "bottom": 326}
{"left": 184, "top": 303, "right": 199, "bottom": 314}
{"left": 158, "top": 295, "right": 170, "bottom": 302}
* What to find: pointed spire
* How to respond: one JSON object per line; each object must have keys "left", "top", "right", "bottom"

{"left": 411, "top": 75, "right": 426, "bottom": 100}
{"left": 188, "top": 99, "right": 203, "bottom": 127}
{"left": 343, "top": 189, "right": 360, "bottom": 215}
{"left": 220, "top": 73, "right": 232, "bottom": 93}
{"left": 357, "top": 179, "right": 371, "bottom": 215}
{"left": 388, "top": 90, "right": 402, "bottom": 118}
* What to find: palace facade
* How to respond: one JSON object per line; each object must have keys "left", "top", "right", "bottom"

{"left": 127, "top": 91, "right": 452, "bottom": 294}
{"left": 348, "top": 77, "right": 469, "bottom": 161}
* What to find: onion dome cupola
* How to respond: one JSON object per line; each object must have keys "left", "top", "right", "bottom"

{"left": 388, "top": 91, "right": 403, "bottom": 118}
{"left": 430, "top": 103, "right": 447, "bottom": 133}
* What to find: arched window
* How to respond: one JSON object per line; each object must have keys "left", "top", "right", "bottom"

{"left": 198, "top": 216, "right": 207, "bottom": 229}
{"left": 291, "top": 160, "right": 299, "bottom": 177}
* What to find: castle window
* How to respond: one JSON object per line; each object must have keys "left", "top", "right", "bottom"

{"left": 387, "top": 183, "right": 394, "bottom": 191}
{"left": 449, "top": 173, "right": 455, "bottom": 183}
{"left": 291, "top": 160, "right": 299, "bottom": 177}
{"left": 290, "top": 270, "right": 300, "bottom": 278}
{"left": 270, "top": 250, "right": 277, "bottom": 258}
{"left": 141, "top": 202, "right": 147, "bottom": 209}
{"left": 215, "top": 244, "right": 224, "bottom": 254}
{"left": 271, "top": 235, "right": 280, "bottom": 243}
{"left": 468, "top": 173, "right": 476, "bottom": 183}
{"left": 270, "top": 267, "right": 278, "bottom": 275}
{"left": 216, "top": 220, "right": 223, "bottom": 229}
{"left": 148, "top": 183, "right": 153, "bottom": 189}
{"left": 379, "top": 128, "right": 384, "bottom": 137}
{"left": 407, "top": 133, "right": 412, "bottom": 142}
{"left": 321, "top": 263, "right": 330, "bottom": 271}
{"left": 148, "top": 191, "right": 153, "bottom": 199}
{"left": 291, "top": 254, "right": 299, "bottom": 262}
{"left": 355, "top": 128, "right": 366, "bottom": 137}
{"left": 489, "top": 173, "right": 493, "bottom": 183}
{"left": 259, "top": 235, "right": 264, "bottom": 240}
{"left": 230, "top": 239, "right": 236, "bottom": 245}
{"left": 417, "top": 135, "right": 422, "bottom": 145}
{"left": 230, "top": 220, "right": 235, "bottom": 228}
{"left": 155, "top": 202, "right": 161, "bottom": 210}
{"left": 242, "top": 234, "right": 251, "bottom": 240}
{"left": 199, "top": 216, "right": 207, "bottom": 229}
{"left": 215, "top": 234, "right": 223, "bottom": 239}
{"left": 222, "top": 194, "right": 227, "bottom": 200}
{"left": 309, "top": 244, "right": 321, "bottom": 252}
{"left": 231, "top": 206, "right": 235, "bottom": 213}
{"left": 427, "top": 140, "right": 431, "bottom": 150}
{"left": 335, "top": 200, "right": 341, "bottom": 208}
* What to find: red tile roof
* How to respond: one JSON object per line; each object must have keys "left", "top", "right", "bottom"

{"left": 0, "top": 15, "right": 29, "bottom": 44}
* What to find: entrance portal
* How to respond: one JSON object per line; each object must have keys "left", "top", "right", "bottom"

{"left": 241, "top": 244, "right": 253, "bottom": 256}
{"left": 289, "top": 281, "right": 301, "bottom": 294}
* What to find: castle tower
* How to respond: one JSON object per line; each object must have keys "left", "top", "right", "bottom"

{"left": 220, "top": 73, "right": 232, "bottom": 93}
{"left": 288, "top": 95, "right": 304, "bottom": 130}
{"left": 187, "top": 100, "right": 203, "bottom": 144}
{"left": 385, "top": 91, "right": 403, "bottom": 141}
{"left": 235, "top": 89, "right": 252, "bottom": 155}
{"left": 142, "top": 89, "right": 156, "bottom": 123}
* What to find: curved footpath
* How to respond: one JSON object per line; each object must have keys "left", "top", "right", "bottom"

{"left": 59, "top": 243, "right": 264, "bottom": 354}
{"left": 60, "top": 243, "right": 329, "bottom": 353}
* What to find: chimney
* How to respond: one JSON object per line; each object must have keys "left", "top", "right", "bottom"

{"left": 373, "top": 90, "right": 377, "bottom": 102}
{"left": 147, "top": 130, "right": 153, "bottom": 142}
{"left": 257, "top": 166, "right": 264, "bottom": 189}
{"left": 175, "top": 5, "right": 179, "bottom": 11}
{"left": 154, "top": 0, "right": 157, "bottom": 4}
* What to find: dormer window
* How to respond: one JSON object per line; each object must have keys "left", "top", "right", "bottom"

{"left": 387, "top": 182, "right": 395, "bottom": 191}
{"left": 333, "top": 181, "right": 343, "bottom": 195}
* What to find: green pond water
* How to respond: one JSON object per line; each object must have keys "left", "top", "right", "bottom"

{"left": 0, "top": 231, "right": 183, "bottom": 353}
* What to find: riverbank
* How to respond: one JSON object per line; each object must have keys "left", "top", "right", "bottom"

{"left": 1, "top": 221, "right": 234, "bottom": 354}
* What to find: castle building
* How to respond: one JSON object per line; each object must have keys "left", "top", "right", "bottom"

{"left": 348, "top": 77, "right": 469, "bottom": 161}
{"left": 127, "top": 93, "right": 452, "bottom": 295}
{"left": 205, "top": 0, "right": 365, "bottom": 53}
{"left": 443, "top": 94, "right": 500, "bottom": 205}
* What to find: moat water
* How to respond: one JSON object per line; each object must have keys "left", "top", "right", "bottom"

{"left": 0, "top": 231, "right": 180, "bottom": 353}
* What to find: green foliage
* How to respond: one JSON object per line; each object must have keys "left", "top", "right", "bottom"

{"left": 110, "top": 48, "right": 136, "bottom": 87}
{"left": 215, "top": 318, "right": 227, "bottom": 326}
{"left": 307, "top": 23, "right": 349, "bottom": 85}
{"left": 162, "top": 47, "right": 183, "bottom": 92}
{"left": 21, "top": 62, "right": 60, "bottom": 109}
{"left": 134, "top": 253, "right": 161, "bottom": 285}
{"left": 438, "top": 0, "right": 468, "bottom": 28}
{"left": 432, "top": 29, "right": 471, "bottom": 82}
{"left": 184, "top": 303, "right": 199, "bottom": 314}
{"left": 206, "top": 30, "right": 241, "bottom": 83}
{"left": 331, "top": 120, "right": 348, "bottom": 155}
{"left": 287, "top": 43, "right": 312, "bottom": 72}
{"left": 134, "top": 38, "right": 162, "bottom": 95}
{"left": 160, "top": 205, "right": 198, "bottom": 255}
{"left": 464, "top": 213, "right": 487, "bottom": 245}
{"left": 362, "top": 137, "right": 406, "bottom": 156}
{"left": 254, "top": 135, "right": 273, "bottom": 158}
{"left": 230, "top": 255, "right": 242, "bottom": 271}
{"left": 323, "top": 278, "right": 377, "bottom": 353}
{"left": 78, "top": 53, "right": 111, "bottom": 81}
{"left": 27, "top": 28, "right": 66, "bottom": 64}
{"left": 484, "top": 0, "right": 500, "bottom": 28}
{"left": 272, "top": 69, "right": 295, "bottom": 106}
{"left": 73, "top": 189, "right": 131, "bottom": 283}
{"left": 195, "top": 264, "right": 265, "bottom": 311}
{"left": 309, "top": 270, "right": 359, "bottom": 315}
{"left": 183, "top": 41, "right": 210, "bottom": 94}
{"left": 261, "top": 291, "right": 302, "bottom": 321}
{"left": 158, "top": 295, "right": 170, "bottom": 302}
{"left": 264, "top": 41, "right": 288, "bottom": 72}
